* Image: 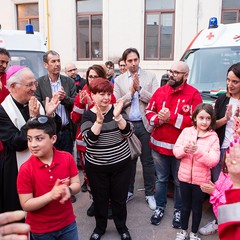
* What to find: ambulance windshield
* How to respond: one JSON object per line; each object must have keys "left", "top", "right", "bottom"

{"left": 182, "top": 47, "right": 240, "bottom": 93}
{"left": 8, "top": 50, "right": 47, "bottom": 79}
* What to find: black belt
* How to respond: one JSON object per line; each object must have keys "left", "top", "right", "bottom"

{"left": 131, "top": 120, "right": 142, "bottom": 123}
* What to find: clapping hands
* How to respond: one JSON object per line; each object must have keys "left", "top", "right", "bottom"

{"left": 50, "top": 178, "right": 71, "bottom": 204}
{"left": 45, "top": 92, "right": 60, "bottom": 116}
{"left": 79, "top": 90, "right": 92, "bottom": 106}
{"left": 184, "top": 141, "right": 198, "bottom": 154}
{"left": 113, "top": 98, "right": 124, "bottom": 119}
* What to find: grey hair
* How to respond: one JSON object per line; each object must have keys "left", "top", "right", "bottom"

{"left": 6, "top": 67, "right": 34, "bottom": 90}
{"left": 43, "top": 50, "right": 59, "bottom": 63}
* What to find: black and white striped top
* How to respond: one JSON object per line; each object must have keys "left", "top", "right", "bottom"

{"left": 81, "top": 105, "right": 132, "bottom": 165}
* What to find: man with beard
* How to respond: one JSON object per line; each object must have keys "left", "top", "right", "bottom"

{"left": 0, "top": 48, "right": 10, "bottom": 103}
{"left": 145, "top": 61, "right": 202, "bottom": 228}
{"left": 114, "top": 48, "right": 159, "bottom": 211}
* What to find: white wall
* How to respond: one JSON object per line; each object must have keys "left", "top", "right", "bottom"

{"left": 0, "top": 1, "right": 16, "bottom": 29}
{"left": 105, "top": 0, "right": 144, "bottom": 61}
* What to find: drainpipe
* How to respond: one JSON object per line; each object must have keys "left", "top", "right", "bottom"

{"left": 45, "top": 0, "right": 50, "bottom": 49}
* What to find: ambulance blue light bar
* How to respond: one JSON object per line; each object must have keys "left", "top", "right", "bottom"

{"left": 208, "top": 17, "right": 218, "bottom": 29}
{"left": 26, "top": 24, "right": 34, "bottom": 34}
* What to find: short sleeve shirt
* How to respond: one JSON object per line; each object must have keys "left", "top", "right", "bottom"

{"left": 17, "top": 148, "right": 78, "bottom": 234}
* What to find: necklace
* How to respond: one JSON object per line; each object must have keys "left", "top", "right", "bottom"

{"left": 102, "top": 105, "right": 111, "bottom": 116}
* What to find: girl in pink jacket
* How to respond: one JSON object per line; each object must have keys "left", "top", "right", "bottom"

{"left": 173, "top": 103, "right": 220, "bottom": 240}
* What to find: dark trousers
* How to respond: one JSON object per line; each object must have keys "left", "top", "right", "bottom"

{"left": 180, "top": 181, "right": 206, "bottom": 233}
{"left": 129, "top": 121, "right": 155, "bottom": 196}
{"left": 85, "top": 159, "right": 131, "bottom": 235}
{"left": 55, "top": 128, "right": 73, "bottom": 154}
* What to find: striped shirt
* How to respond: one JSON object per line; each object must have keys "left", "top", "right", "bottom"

{"left": 81, "top": 105, "right": 132, "bottom": 165}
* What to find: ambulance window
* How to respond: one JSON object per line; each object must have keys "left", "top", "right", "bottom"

{"left": 9, "top": 51, "right": 47, "bottom": 78}
{"left": 183, "top": 47, "right": 240, "bottom": 92}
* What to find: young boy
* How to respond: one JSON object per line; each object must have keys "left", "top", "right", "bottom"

{"left": 17, "top": 115, "right": 81, "bottom": 240}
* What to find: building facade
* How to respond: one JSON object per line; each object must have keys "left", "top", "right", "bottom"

{"left": 0, "top": 0, "right": 239, "bottom": 78}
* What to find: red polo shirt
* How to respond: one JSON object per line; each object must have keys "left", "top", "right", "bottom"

{"left": 17, "top": 148, "right": 79, "bottom": 234}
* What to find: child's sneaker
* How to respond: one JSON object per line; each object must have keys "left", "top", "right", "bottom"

{"left": 175, "top": 230, "right": 188, "bottom": 240}
{"left": 198, "top": 220, "right": 218, "bottom": 235}
{"left": 189, "top": 232, "right": 201, "bottom": 240}
{"left": 172, "top": 209, "right": 181, "bottom": 228}
{"left": 150, "top": 207, "right": 164, "bottom": 225}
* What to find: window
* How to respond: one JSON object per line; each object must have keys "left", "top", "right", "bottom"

{"left": 76, "top": 0, "right": 103, "bottom": 60}
{"left": 17, "top": 3, "right": 39, "bottom": 31}
{"left": 144, "top": 0, "right": 175, "bottom": 60}
{"left": 222, "top": 0, "right": 240, "bottom": 23}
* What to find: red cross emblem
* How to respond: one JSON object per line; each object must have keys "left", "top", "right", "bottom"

{"left": 182, "top": 105, "right": 190, "bottom": 113}
{"left": 206, "top": 32, "right": 214, "bottom": 40}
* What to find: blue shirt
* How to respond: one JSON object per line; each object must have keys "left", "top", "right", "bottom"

{"left": 128, "top": 69, "right": 142, "bottom": 121}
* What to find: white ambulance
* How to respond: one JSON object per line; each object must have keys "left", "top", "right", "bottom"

{"left": 181, "top": 17, "right": 240, "bottom": 102}
{"left": 0, "top": 24, "right": 47, "bottom": 78}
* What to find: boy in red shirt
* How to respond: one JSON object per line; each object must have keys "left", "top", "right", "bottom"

{"left": 17, "top": 115, "right": 81, "bottom": 240}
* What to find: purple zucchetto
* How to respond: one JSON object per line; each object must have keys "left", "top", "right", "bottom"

{"left": 6, "top": 66, "right": 26, "bottom": 80}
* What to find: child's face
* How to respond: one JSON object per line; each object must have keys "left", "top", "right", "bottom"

{"left": 27, "top": 129, "right": 56, "bottom": 159}
{"left": 195, "top": 109, "right": 211, "bottom": 132}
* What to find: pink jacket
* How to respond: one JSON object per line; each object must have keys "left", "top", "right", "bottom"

{"left": 173, "top": 126, "right": 220, "bottom": 186}
{"left": 210, "top": 172, "right": 233, "bottom": 218}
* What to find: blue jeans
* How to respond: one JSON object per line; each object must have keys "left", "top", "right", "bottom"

{"left": 31, "top": 221, "right": 79, "bottom": 240}
{"left": 211, "top": 148, "right": 226, "bottom": 182}
{"left": 152, "top": 150, "right": 181, "bottom": 210}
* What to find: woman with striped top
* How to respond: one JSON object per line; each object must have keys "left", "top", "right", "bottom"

{"left": 81, "top": 78, "right": 132, "bottom": 240}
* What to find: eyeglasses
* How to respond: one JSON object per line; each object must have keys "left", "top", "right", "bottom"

{"left": 106, "top": 67, "right": 114, "bottom": 70}
{"left": 119, "top": 64, "right": 126, "bottom": 67}
{"left": 15, "top": 81, "right": 38, "bottom": 88}
{"left": 167, "top": 69, "right": 186, "bottom": 77}
{"left": 30, "top": 116, "right": 48, "bottom": 124}
{"left": 88, "top": 75, "right": 99, "bottom": 79}
{"left": 67, "top": 68, "right": 77, "bottom": 72}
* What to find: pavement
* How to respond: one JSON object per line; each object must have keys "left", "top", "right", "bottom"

{"left": 73, "top": 161, "right": 219, "bottom": 240}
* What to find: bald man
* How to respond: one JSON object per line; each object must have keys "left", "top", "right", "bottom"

{"left": 65, "top": 62, "right": 86, "bottom": 93}
{"left": 145, "top": 61, "right": 202, "bottom": 227}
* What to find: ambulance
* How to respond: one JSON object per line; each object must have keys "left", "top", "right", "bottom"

{"left": 181, "top": 17, "right": 240, "bottom": 103}
{"left": 0, "top": 24, "right": 47, "bottom": 78}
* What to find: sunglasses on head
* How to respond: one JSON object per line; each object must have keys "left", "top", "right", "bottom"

{"left": 30, "top": 116, "right": 48, "bottom": 124}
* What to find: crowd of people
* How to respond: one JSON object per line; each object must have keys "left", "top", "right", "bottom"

{"left": 0, "top": 46, "right": 240, "bottom": 240}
